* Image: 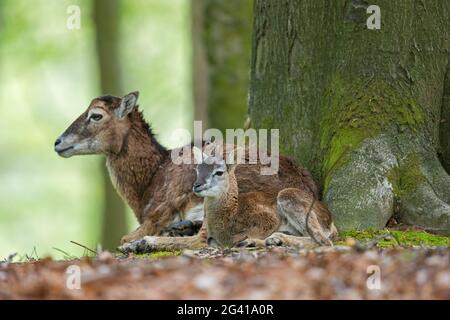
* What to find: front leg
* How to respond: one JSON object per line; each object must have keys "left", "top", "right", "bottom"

{"left": 121, "top": 206, "right": 178, "bottom": 244}
{"left": 120, "top": 220, "right": 158, "bottom": 244}
{"left": 235, "top": 238, "right": 266, "bottom": 248}
{"left": 119, "top": 222, "right": 209, "bottom": 253}
{"left": 264, "top": 232, "right": 318, "bottom": 249}
{"left": 119, "top": 218, "right": 210, "bottom": 253}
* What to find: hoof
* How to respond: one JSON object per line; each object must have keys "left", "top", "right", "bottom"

{"left": 161, "top": 220, "right": 202, "bottom": 237}
{"left": 235, "top": 239, "right": 257, "bottom": 248}
{"left": 265, "top": 236, "right": 283, "bottom": 247}
{"left": 207, "top": 237, "right": 221, "bottom": 248}
{"left": 118, "top": 236, "right": 157, "bottom": 254}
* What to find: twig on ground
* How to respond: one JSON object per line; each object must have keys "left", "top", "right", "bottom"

{"left": 52, "top": 247, "right": 77, "bottom": 260}
{"left": 70, "top": 240, "right": 97, "bottom": 255}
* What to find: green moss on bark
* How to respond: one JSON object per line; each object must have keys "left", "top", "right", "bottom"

{"left": 320, "top": 75, "right": 425, "bottom": 192}
{"left": 322, "top": 128, "right": 366, "bottom": 192}
{"left": 387, "top": 153, "right": 426, "bottom": 198}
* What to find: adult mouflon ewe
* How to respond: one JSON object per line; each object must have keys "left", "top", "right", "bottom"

{"left": 55, "top": 91, "right": 321, "bottom": 249}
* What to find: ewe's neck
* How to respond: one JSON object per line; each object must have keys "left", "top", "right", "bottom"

{"left": 105, "top": 112, "right": 168, "bottom": 213}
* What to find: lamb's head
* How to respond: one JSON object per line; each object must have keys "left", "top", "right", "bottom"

{"left": 54, "top": 91, "right": 139, "bottom": 158}
{"left": 192, "top": 146, "right": 235, "bottom": 198}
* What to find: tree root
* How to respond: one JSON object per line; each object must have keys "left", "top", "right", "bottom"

{"left": 324, "top": 134, "right": 396, "bottom": 229}
{"left": 325, "top": 132, "right": 450, "bottom": 234}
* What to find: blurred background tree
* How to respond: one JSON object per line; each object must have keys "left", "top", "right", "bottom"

{"left": 93, "top": 0, "right": 127, "bottom": 250}
{"left": 192, "top": 0, "right": 252, "bottom": 131}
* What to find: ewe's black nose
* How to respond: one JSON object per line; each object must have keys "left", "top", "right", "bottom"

{"left": 54, "top": 138, "right": 61, "bottom": 147}
{"left": 193, "top": 183, "right": 202, "bottom": 192}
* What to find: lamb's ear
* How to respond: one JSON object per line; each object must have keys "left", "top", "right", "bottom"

{"left": 226, "top": 150, "right": 235, "bottom": 165}
{"left": 226, "top": 148, "right": 242, "bottom": 170}
{"left": 116, "top": 91, "right": 139, "bottom": 119}
{"left": 192, "top": 146, "right": 203, "bottom": 164}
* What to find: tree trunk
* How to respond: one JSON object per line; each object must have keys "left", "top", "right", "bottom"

{"left": 192, "top": 0, "right": 253, "bottom": 131}
{"left": 440, "top": 67, "right": 450, "bottom": 174}
{"left": 93, "top": 0, "right": 128, "bottom": 249}
{"left": 249, "top": 0, "right": 450, "bottom": 233}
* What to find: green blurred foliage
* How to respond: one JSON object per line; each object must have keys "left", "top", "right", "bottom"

{"left": 0, "top": 0, "right": 192, "bottom": 259}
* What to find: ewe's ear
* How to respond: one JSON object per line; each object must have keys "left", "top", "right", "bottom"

{"left": 116, "top": 91, "right": 139, "bottom": 119}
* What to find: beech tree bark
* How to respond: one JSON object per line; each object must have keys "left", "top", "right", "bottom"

{"left": 192, "top": 0, "right": 253, "bottom": 131}
{"left": 93, "top": 0, "right": 128, "bottom": 249}
{"left": 249, "top": 0, "right": 450, "bottom": 232}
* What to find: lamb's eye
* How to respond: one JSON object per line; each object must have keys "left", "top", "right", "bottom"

{"left": 214, "top": 171, "right": 224, "bottom": 177}
{"left": 90, "top": 114, "right": 103, "bottom": 122}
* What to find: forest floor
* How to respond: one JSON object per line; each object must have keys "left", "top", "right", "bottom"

{"left": 1, "top": 229, "right": 450, "bottom": 299}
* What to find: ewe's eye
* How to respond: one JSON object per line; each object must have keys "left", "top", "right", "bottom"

{"left": 214, "top": 171, "right": 224, "bottom": 177}
{"left": 90, "top": 114, "right": 103, "bottom": 122}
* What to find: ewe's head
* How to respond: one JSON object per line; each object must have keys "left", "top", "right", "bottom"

{"left": 54, "top": 91, "right": 139, "bottom": 157}
{"left": 192, "top": 147, "right": 236, "bottom": 198}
